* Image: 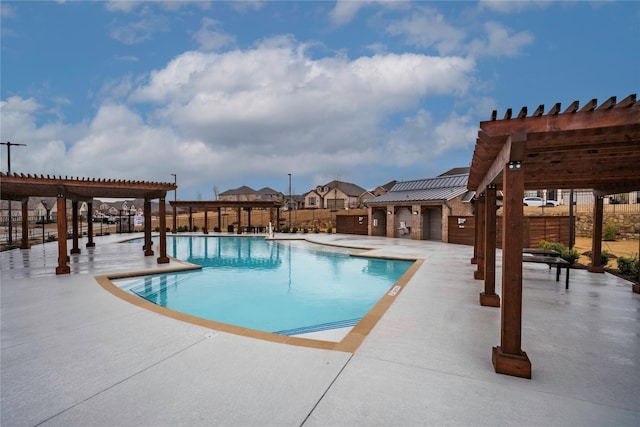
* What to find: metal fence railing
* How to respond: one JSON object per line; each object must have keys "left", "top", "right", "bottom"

{"left": 0, "top": 215, "right": 124, "bottom": 247}
{"left": 571, "top": 190, "right": 640, "bottom": 214}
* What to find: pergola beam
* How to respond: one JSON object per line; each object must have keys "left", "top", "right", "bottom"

{"left": 474, "top": 131, "right": 527, "bottom": 196}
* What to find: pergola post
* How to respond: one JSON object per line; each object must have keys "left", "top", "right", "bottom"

{"left": 247, "top": 208, "right": 252, "bottom": 232}
{"left": 86, "top": 201, "right": 95, "bottom": 248}
{"left": 236, "top": 207, "right": 242, "bottom": 234}
{"left": 217, "top": 207, "right": 222, "bottom": 232}
{"left": 480, "top": 184, "right": 500, "bottom": 307}
{"left": 70, "top": 200, "right": 80, "bottom": 254}
{"left": 144, "top": 199, "right": 153, "bottom": 256}
{"left": 20, "top": 199, "right": 29, "bottom": 249}
{"left": 203, "top": 209, "right": 208, "bottom": 234}
{"left": 588, "top": 194, "right": 605, "bottom": 273}
{"left": 172, "top": 205, "right": 177, "bottom": 234}
{"left": 55, "top": 193, "right": 70, "bottom": 274}
{"left": 492, "top": 160, "right": 531, "bottom": 379}
{"left": 471, "top": 199, "right": 478, "bottom": 264}
{"left": 157, "top": 197, "right": 169, "bottom": 264}
{"left": 474, "top": 195, "right": 486, "bottom": 280}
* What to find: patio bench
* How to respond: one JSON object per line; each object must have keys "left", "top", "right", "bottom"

{"left": 523, "top": 248, "right": 560, "bottom": 257}
{"left": 523, "top": 254, "right": 570, "bottom": 289}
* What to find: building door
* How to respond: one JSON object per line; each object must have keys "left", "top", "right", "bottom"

{"left": 422, "top": 208, "right": 442, "bottom": 241}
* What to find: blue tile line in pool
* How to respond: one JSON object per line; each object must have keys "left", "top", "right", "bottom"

{"left": 274, "top": 318, "right": 361, "bottom": 336}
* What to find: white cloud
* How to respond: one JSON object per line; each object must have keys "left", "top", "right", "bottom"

{"left": 478, "top": 0, "right": 553, "bottom": 13}
{"left": 109, "top": 9, "right": 169, "bottom": 45}
{"left": 385, "top": 7, "right": 532, "bottom": 58}
{"left": 96, "top": 75, "right": 135, "bottom": 103}
{"left": 129, "top": 37, "right": 475, "bottom": 162}
{"left": 1, "top": 2, "right": 15, "bottom": 18}
{"left": 0, "top": 97, "right": 84, "bottom": 175}
{"left": 194, "top": 17, "right": 236, "bottom": 51}
{"left": 329, "top": 0, "right": 409, "bottom": 26}
{"left": 230, "top": 1, "right": 264, "bottom": 13}
{"left": 384, "top": 108, "right": 476, "bottom": 166}
{"left": 2, "top": 36, "right": 479, "bottom": 193}
{"left": 385, "top": 7, "right": 466, "bottom": 55}
{"left": 105, "top": 1, "right": 210, "bottom": 13}
{"left": 468, "top": 21, "right": 533, "bottom": 57}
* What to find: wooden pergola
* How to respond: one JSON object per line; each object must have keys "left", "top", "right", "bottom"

{"left": 467, "top": 94, "right": 640, "bottom": 379}
{"left": 0, "top": 173, "right": 176, "bottom": 274}
{"left": 169, "top": 200, "right": 284, "bottom": 234}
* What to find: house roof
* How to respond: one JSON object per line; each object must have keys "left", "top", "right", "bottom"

{"left": 220, "top": 185, "right": 256, "bottom": 195}
{"left": 377, "top": 180, "right": 397, "bottom": 191}
{"left": 438, "top": 167, "right": 470, "bottom": 177}
{"left": 256, "top": 187, "right": 282, "bottom": 196}
{"left": 320, "top": 180, "right": 368, "bottom": 197}
{"left": 366, "top": 172, "right": 469, "bottom": 205}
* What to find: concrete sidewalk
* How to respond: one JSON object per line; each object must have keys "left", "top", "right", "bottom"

{"left": 2, "top": 233, "right": 639, "bottom": 426}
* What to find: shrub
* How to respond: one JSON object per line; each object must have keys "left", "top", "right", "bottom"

{"left": 214, "top": 227, "right": 220, "bottom": 232}
{"left": 562, "top": 248, "right": 580, "bottom": 265}
{"left": 154, "top": 226, "right": 160, "bottom": 232}
{"left": 303, "top": 227, "right": 308, "bottom": 234}
{"left": 600, "top": 250, "right": 610, "bottom": 267}
{"left": 617, "top": 254, "right": 639, "bottom": 276}
{"left": 314, "top": 227, "right": 320, "bottom": 233}
{"left": 327, "top": 227, "right": 333, "bottom": 234}
{"left": 177, "top": 225, "right": 188, "bottom": 232}
{"left": 539, "top": 240, "right": 564, "bottom": 253}
{"left": 539, "top": 240, "right": 579, "bottom": 265}
{"left": 603, "top": 223, "right": 619, "bottom": 241}
{"left": 281, "top": 225, "right": 290, "bottom": 233}
{"left": 192, "top": 225, "right": 198, "bottom": 232}
{"left": 292, "top": 227, "right": 298, "bottom": 234}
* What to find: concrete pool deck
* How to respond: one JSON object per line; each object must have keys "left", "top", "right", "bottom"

{"left": 1, "top": 233, "right": 639, "bottom": 426}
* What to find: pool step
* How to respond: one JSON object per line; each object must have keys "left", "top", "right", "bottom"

{"left": 274, "top": 318, "right": 361, "bottom": 336}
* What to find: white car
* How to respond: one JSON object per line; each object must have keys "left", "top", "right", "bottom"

{"left": 523, "top": 197, "right": 559, "bottom": 207}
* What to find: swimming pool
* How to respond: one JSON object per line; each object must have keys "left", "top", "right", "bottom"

{"left": 116, "top": 236, "right": 414, "bottom": 336}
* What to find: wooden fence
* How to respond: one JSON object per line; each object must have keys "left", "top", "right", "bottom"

{"left": 448, "top": 216, "right": 570, "bottom": 248}
{"left": 336, "top": 214, "right": 369, "bottom": 235}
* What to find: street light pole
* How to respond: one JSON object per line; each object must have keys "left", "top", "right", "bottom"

{"left": 288, "top": 173, "right": 292, "bottom": 229}
{"left": 1, "top": 141, "right": 27, "bottom": 248}
{"left": 170, "top": 173, "right": 177, "bottom": 233}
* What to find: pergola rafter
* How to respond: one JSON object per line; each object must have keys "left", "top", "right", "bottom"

{"left": 467, "top": 94, "right": 640, "bottom": 379}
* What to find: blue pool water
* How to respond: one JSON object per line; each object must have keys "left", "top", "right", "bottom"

{"left": 118, "top": 236, "right": 413, "bottom": 335}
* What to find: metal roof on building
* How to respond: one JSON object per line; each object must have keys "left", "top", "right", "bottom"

{"left": 365, "top": 173, "right": 469, "bottom": 205}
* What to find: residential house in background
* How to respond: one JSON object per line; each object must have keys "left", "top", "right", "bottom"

{"left": 364, "top": 168, "right": 473, "bottom": 241}
{"left": 284, "top": 194, "right": 305, "bottom": 211}
{"left": 220, "top": 186, "right": 283, "bottom": 202}
{"left": 371, "top": 180, "right": 397, "bottom": 197}
{"left": 304, "top": 180, "right": 371, "bottom": 210}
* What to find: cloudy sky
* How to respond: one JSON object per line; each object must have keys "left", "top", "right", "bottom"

{"left": 1, "top": 1, "right": 638, "bottom": 199}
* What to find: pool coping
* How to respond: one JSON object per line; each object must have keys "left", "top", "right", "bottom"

{"left": 95, "top": 235, "right": 423, "bottom": 353}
